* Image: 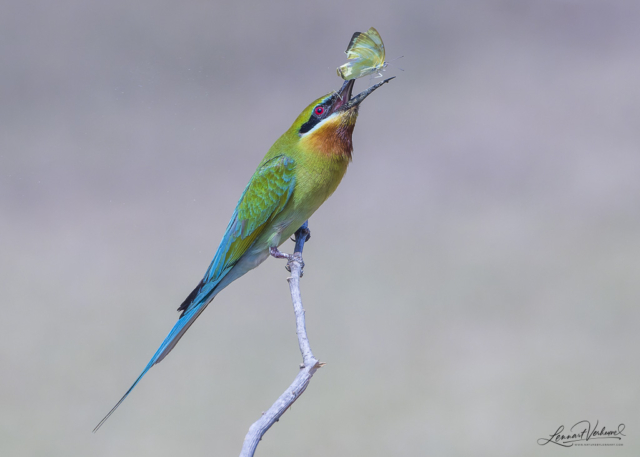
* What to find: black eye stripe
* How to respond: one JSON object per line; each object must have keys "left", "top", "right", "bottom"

{"left": 299, "top": 100, "right": 333, "bottom": 134}
{"left": 299, "top": 115, "right": 320, "bottom": 134}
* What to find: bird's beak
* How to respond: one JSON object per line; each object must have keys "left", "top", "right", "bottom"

{"left": 329, "top": 77, "right": 395, "bottom": 114}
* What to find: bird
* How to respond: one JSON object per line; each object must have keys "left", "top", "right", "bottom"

{"left": 94, "top": 76, "right": 394, "bottom": 432}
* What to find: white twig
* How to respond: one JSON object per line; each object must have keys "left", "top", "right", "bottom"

{"left": 239, "top": 222, "right": 322, "bottom": 457}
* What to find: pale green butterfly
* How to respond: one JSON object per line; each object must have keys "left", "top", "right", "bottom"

{"left": 337, "top": 27, "right": 388, "bottom": 80}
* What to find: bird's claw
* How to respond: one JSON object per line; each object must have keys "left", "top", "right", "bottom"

{"left": 270, "top": 247, "right": 305, "bottom": 276}
{"left": 285, "top": 257, "right": 304, "bottom": 278}
{"left": 285, "top": 253, "right": 305, "bottom": 277}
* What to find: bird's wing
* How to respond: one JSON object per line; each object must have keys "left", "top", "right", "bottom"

{"left": 93, "top": 155, "right": 296, "bottom": 432}
{"left": 160, "top": 154, "right": 297, "bottom": 355}
{"left": 200, "top": 154, "right": 297, "bottom": 288}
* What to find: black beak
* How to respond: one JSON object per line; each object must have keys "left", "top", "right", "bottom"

{"left": 328, "top": 79, "right": 355, "bottom": 114}
{"left": 346, "top": 77, "right": 395, "bottom": 109}
{"left": 330, "top": 77, "right": 395, "bottom": 114}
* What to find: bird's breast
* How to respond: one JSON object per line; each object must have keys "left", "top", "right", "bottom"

{"left": 291, "top": 154, "right": 349, "bottom": 218}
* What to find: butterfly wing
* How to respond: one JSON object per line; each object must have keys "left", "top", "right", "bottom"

{"left": 337, "top": 27, "right": 386, "bottom": 80}
{"left": 344, "top": 30, "right": 384, "bottom": 60}
{"left": 337, "top": 60, "right": 372, "bottom": 80}
{"left": 364, "top": 27, "right": 384, "bottom": 50}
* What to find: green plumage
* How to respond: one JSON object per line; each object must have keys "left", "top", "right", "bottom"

{"left": 234, "top": 94, "right": 353, "bottom": 255}
{"left": 220, "top": 156, "right": 297, "bottom": 270}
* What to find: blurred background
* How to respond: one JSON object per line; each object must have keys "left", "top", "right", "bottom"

{"left": 1, "top": 0, "right": 639, "bottom": 455}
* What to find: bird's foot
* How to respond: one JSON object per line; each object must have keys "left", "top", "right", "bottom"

{"left": 269, "top": 247, "right": 305, "bottom": 276}
{"left": 269, "top": 246, "right": 292, "bottom": 261}
{"left": 287, "top": 252, "right": 305, "bottom": 276}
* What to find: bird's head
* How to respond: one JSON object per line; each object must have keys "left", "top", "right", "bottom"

{"left": 286, "top": 77, "right": 394, "bottom": 161}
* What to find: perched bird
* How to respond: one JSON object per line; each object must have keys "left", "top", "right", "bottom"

{"left": 94, "top": 76, "right": 394, "bottom": 432}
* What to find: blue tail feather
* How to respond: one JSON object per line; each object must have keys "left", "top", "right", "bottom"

{"left": 93, "top": 363, "right": 153, "bottom": 432}
{"left": 93, "top": 295, "right": 212, "bottom": 432}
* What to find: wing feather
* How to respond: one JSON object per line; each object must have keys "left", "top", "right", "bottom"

{"left": 201, "top": 154, "right": 296, "bottom": 292}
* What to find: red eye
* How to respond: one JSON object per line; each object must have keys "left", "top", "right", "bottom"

{"left": 314, "top": 106, "right": 324, "bottom": 116}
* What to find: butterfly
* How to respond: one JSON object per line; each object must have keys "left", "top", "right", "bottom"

{"left": 337, "top": 27, "right": 388, "bottom": 80}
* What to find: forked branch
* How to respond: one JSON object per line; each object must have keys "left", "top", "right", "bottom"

{"left": 239, "top": 221, "right": 322, "bottom": 457}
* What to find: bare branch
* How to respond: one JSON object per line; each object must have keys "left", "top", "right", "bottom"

{"left": 240, "top": 221, "right": 322, "bottom": 457}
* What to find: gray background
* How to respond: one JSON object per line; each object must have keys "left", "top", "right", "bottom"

{"left": 2, "top": 0, "right": 638, "bottom": 456}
